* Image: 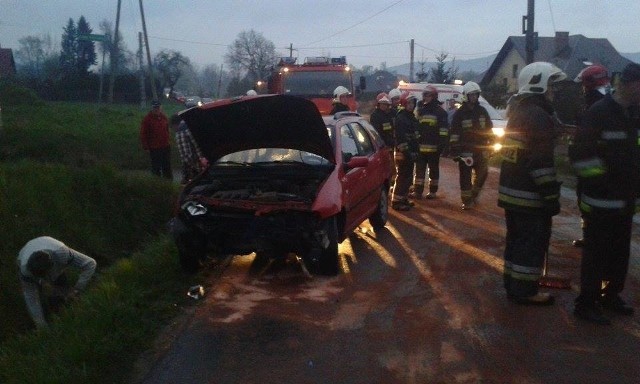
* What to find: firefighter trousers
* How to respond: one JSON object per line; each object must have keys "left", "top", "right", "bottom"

{"left": 413, "top": 152, "right": 440, "bottom": 196}
{"left": 392, "top": 153, "right": 413, "bottom": 204}
{"left": 458, "top": 154, "right": 488, "bottom": 204}
{"left": 576, "top": 213, "right": 633, "bottom": 306}
{"left": 503, "top": 210, "right": 552, "bottom": 297}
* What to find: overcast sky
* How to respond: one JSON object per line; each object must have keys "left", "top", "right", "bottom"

{"left": 1, "top": 0, "right": 638, "bottom": 71}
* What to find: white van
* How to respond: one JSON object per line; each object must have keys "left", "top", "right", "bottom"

{"left": 397, "top": 82, "right": 506, "bottom": 137}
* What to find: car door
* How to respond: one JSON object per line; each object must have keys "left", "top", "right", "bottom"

{"left": 340, "top": 121, "right": 379, "bottom": 232}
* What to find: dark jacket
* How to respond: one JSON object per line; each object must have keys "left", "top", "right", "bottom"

{"left": 394, "top": 108, "right": 419, "bottom": 154}
{"left": 369, "top": 107, "right": 395, "bottom": 147}
{"left": 449, "top": 101, "right": 493, "bottom": 157}
{"left": 416, "top": 99, "right": 449, "bottom": 154}
{"left": 140, "top": 111, "right": 170, "bottom": 150}
{"left": 569, "top": 94, "right": 640, "bottom": 216}
{"left": 330, "top": 102, "right": 349, "bottom": 115}
{"left": 498, "top": 95, "right": 561, "bottom": 216}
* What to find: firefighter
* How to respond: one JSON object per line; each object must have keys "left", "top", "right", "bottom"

{"left": 370, "top": 93, "right": 395, "bottom": 148}
{"left": 330, "top": 85, "right": 350, "bottom": 114}
{"left": 569, "top": 63, "right": 640, "bottom": 324}
{"left": 370, "top": 93, "right": 396, "bottom": 180}
{"left": 449, "top": 81, "right": 493, "bottom": 209}
{"left": 388, "top": 88, "right": 402, "bottom": 115}
{"left": 498, "top": 62, "right": 566, "bottom": 305}
{"left": 412, "top": 85, "right": 449, "bottom": 199}
{"left": 391, "top": 92, "right": 419, "bottom": 211}
{"left": 571, "top": 65, "right": 611, "bottom": 248}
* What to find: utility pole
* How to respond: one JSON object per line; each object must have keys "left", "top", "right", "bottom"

{"left": 522, "top": 0, "right": 535, "bottom": 64}
{"left": 108, "top": 0, "right": 121, "bottom": 103}
{"left": 409, "top": 39, "right": 415, "bottom": 83}
{"left": 138, "top": 32, "right": 146, "bottom": 109}
{"left": 139, "top": 0, "right": 158, "bottom": 102}
{"left": 217, "top": 64, "right": 223, "bottom": 99}
{"left": 289, "top": 43, "right": 294, "bottom": 58}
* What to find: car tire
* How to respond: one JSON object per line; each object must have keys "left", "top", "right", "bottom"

{"left": 316, "top": 216, "right": 339, "bottom": 276}
{"left": 368, "top": 187, "right": 389, "bottom": 230}
{"left": 176, "top": 232, "right": 207, "bottom": 273}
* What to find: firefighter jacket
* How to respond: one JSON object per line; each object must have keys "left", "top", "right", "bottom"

{"left": 498, "top": 95, "right": 561, "bottom": 216}
{"left": 330, "top": 102, "right": 349, "bottom": 115}
{"left": 416, "top": 99, "right": 449, "bottom": 154}
{"left": 370, "top": 107, "right": 395, "bottom": 147}
{"left": 569, "top": 93, "right": 640, "bottom": 216}
{"left": 394, "top": 108, "right": 419, "bottom": 155}
{"left": 449, "top": 101, "right": 493, "bottom": 158}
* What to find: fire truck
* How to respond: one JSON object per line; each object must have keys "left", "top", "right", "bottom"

{"left": 267, "top": 56, "right": 364, "bottom": 115}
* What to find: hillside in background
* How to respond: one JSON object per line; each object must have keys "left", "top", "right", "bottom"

{"left": 386, "top": 52, "right": 640, "bottom": 78}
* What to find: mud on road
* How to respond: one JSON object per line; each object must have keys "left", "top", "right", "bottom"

{"left": 135, "top": 160, "right": 640, "bottom": 384}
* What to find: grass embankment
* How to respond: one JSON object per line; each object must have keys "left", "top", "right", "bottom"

{"left": 0, "top": 96, "right": 199, "bottom": 383}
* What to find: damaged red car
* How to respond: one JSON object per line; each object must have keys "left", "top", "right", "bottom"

{"left": 169, "top": 95, "right": 392, "bottom": 275}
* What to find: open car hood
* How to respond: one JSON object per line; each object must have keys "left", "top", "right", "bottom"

{"left": 180, "top": 94, "right": 335, "bottom": 162}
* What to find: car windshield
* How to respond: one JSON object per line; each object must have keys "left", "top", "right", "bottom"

{"left": 216, "top": 148, "right": 331, "bottom": 166}
{"left": 282, "top": 71, "right": 352, "bottom": 98}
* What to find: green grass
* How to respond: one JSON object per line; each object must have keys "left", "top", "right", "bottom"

{"left": 0, "top": 96, "right": 198, "bottom": 383}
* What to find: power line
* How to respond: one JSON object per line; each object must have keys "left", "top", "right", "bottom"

{"left": 304, "top": 0, "right": 406, "bottom": 46}
{"left": 296, "top": 40, "right": 410, "bottom": 50}
{"left": 148, "top": 35, "right": 228, "bottom": 47}
{"left": 414, "top": 42, "right": 500, "bottom": 57}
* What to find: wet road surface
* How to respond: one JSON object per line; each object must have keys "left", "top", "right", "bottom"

{"left": 136, "top": 159, "right": 640, "bottom": 384}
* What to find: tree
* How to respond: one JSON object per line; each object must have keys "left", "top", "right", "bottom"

{"left": 15, "top": 36, "right": 46, "bottom": 77}
{"left": 415, "top": 61, "right": 429, "bottom": 82}
{"left": 429, "top": 52, "right": 459, "bottom": 84}
{"left": 76, "top": 16, "right": 97, "bottom": 74}
{"left": 98, "top": 19, "right": 135, "bottom": 73}
{"left": 225, "top": 30, "right": 277, "bottom": 83}
{"left": 59, "top": 18, "right": 77, "bottom": 75}
{"left": 154, "top": 49, "right": 190, "bottom": 97}
{"left": 482, "top": 80, "right": 510, "bottom": 109}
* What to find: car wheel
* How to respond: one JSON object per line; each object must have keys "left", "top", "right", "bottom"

{"left": 368, "top": 187, "right": 389, "bottom": 230}
{"left": 316, "top": 216, "right": 339, "bottom": 276}
{"left": 176, "top": 232, "right": 207, "bottom": 273}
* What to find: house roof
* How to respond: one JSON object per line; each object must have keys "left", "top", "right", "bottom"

{"left": 0, "top": 46, "right": 17, "bottom": 77}
{"left": 481, "top": 33, "right": 634, "bottom": 87}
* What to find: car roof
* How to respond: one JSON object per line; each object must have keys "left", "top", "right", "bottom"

{"left": 180, "top": 94, "right": 335, "bottom": 162}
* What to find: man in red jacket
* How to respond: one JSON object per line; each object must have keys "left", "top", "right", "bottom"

{"left": 140, "top": 100, "right": 172, "bottom": 179}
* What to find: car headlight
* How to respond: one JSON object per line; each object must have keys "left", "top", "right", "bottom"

{"left": 182, "top": 202, "right": 207, "bottom": 216}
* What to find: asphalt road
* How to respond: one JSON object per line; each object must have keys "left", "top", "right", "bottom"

{"left": 135, "top": 159, "right": 640, "bottom": 384}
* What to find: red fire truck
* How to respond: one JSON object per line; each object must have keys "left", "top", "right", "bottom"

{"left": 267, "top": 56, "right": 364, "bottom": 115}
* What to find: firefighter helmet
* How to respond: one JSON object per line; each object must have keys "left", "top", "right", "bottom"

{"left": 422, "top": 85, "right": 438, "bottom": 98}
{"left": 388, "top": 88, "right": 402, "bottom": 100}
{"left": 333, "top": 85, "right": 350, "bottom": 98}
{"left": 463, "top": 81, "right": 481, "bottom": 95}
{"left": 376, "top": 92, "right": 391, "bottom": 104}
{"left": 518, "top": 62, "right": 567, "bottom": 95}
{"left": 399, "top": 91, "right": 417, "bottom": 108}
{"left": 246, "top": 90, "right": 257, "bottom": 96}
{"left": 574, "top": 65, "right": 610, "bottom": 90}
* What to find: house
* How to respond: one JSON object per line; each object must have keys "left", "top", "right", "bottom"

{"left": 0, "top": 45, "right": 17, "bottom": 79}
{"left": 362, "top": 70, "right": 399, "bottom": 94}
{"left": 480, "top": 32, "right": 634, "bottom": 94}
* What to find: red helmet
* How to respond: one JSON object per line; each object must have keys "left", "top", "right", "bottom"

{"left": 376, "top": 92, "right": 391, "bottom": 104}
{"left": 574, "top": 65, "right": 610, "bottom": 90}
{"left": 422, "top": 85, "right": 438, "bottom": 98}
{"left": 399, "top": 91, "right": 417, "bottom": 108}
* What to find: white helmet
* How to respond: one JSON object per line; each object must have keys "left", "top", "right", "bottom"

{"left": 333, "top": 85, "right": 349, "bottom": 98}
{"left": 463, "top": 81, "right": 481, "bottom": 95}
{"left": 388, "top": 88, "right": 402, "bottom": 100}
{"left": 246, "top": 90, "right": 257, "bottom": 96}
{"left": 517, "top": 62, "right": 567, "bottom": 95}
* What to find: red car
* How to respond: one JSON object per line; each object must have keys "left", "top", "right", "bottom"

{"left": 169, "top": 95, "right": 392, "bottom": 275}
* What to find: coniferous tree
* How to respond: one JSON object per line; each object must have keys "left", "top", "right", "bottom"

{"left": 76, "top": 16, "right": 97, "bottom": 74}
{"left": 59, "top": 18, "right": 77, "bottom": 75}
